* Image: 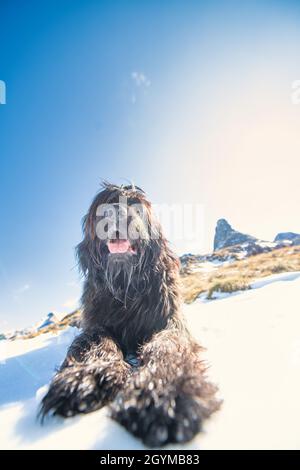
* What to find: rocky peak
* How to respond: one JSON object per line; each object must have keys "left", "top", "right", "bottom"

{"left": 274, "top": 232, "right": 300, "bottom": 244}
{"left": 214, "top": 218, "right": 256, "bottom": 251}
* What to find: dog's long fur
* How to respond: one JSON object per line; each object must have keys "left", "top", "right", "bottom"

{"left": 40, "top": 183, "right": 220, "bottom": 447}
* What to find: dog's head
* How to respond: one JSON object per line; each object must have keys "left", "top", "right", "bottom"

{"left": 76, "top": 182, "right": 167, "bottom": 302}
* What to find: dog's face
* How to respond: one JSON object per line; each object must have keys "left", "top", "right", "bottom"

{"left": 96, "top": 189, "right": 151, "bottom": 259}
{"left": 77, "top": 183, "right": 163, "bottom": 302}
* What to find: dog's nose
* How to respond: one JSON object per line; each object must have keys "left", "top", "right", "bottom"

{"left": 107, "top": 228, "right": 128, "bottom": 240}
{"left": 114, "top": 230, "right": 125, "bottom": 240}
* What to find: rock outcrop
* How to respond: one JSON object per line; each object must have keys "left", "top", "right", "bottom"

{"left": 213, "top": 218, "right": 257, "bottom": 251}
{"left": 274, "top": 232, "right": 300, "bottom": 245}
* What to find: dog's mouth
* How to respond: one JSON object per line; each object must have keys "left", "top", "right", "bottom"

{"left": 107, "top": 239, "right": 137, "bottom": 255}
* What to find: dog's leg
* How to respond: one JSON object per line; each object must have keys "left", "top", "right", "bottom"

{"left": 39, "top": 332, "right": 131, "bottom": 420}
{"left": 110, "top": 323, "right": 220, "bottom": 447}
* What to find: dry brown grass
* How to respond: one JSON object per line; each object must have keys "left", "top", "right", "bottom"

{"left": 181, "top": 245, "right": 300, "bottom": 303}
{"left": 207, "top": 278, "right": 251, "bottom": 300}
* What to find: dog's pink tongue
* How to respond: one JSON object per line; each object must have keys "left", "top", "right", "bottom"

{"left": 107, "top": 240, "right": 131, "bottom": 254}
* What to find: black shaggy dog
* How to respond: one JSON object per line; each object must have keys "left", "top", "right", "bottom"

{"left": 40, "top": 182, "right": 220, "bottom": 447}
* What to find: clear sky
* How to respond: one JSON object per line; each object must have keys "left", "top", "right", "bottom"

{"left": 1, "top": 0, "right": 300, "bottom": 330}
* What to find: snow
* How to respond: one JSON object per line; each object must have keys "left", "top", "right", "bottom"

{"left": 256, "top": 240, "right": 278, "bottom": 249}
{"left": 191, "top": 259, "right": 234, "bottom": 273}
{"left": 1, "top": 273, "right": 300, "bottom": 449}
{"left": 251, "top": 271, "right": 300, "bottom": 289}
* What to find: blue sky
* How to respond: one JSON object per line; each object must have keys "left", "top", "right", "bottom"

{"left": 1, "top": 0, "right": 300, "bottom": 329}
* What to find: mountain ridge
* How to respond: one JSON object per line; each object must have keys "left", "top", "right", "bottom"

{"left": 214, "top": 218, "right": 300, "bottom": 252}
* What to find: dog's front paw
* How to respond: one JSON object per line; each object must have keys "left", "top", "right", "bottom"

{"left": 39, "top": 368, "right": 107, "bottom": 420}
{"left": 110, "top": 386, "right": 205, "bottom": 447}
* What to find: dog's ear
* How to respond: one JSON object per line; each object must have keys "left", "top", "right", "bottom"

{"left": 145, "top": 206, "right": 180, "bottom": 272}
{"left": 76, "top": 239, "right": 90, "bottom": 276}
{"left": 76, "top": 213, "right": 97, "bottom": 276}
{"left": 83, "top": 209, "right": 97, "bottom": 240}
{"left": 149, "top": 236, "right": 179, "bottom": 270}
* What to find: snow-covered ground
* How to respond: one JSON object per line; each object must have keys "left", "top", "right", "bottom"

{"left": 1, "top": 272, "right": 300, "bottom": 450}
